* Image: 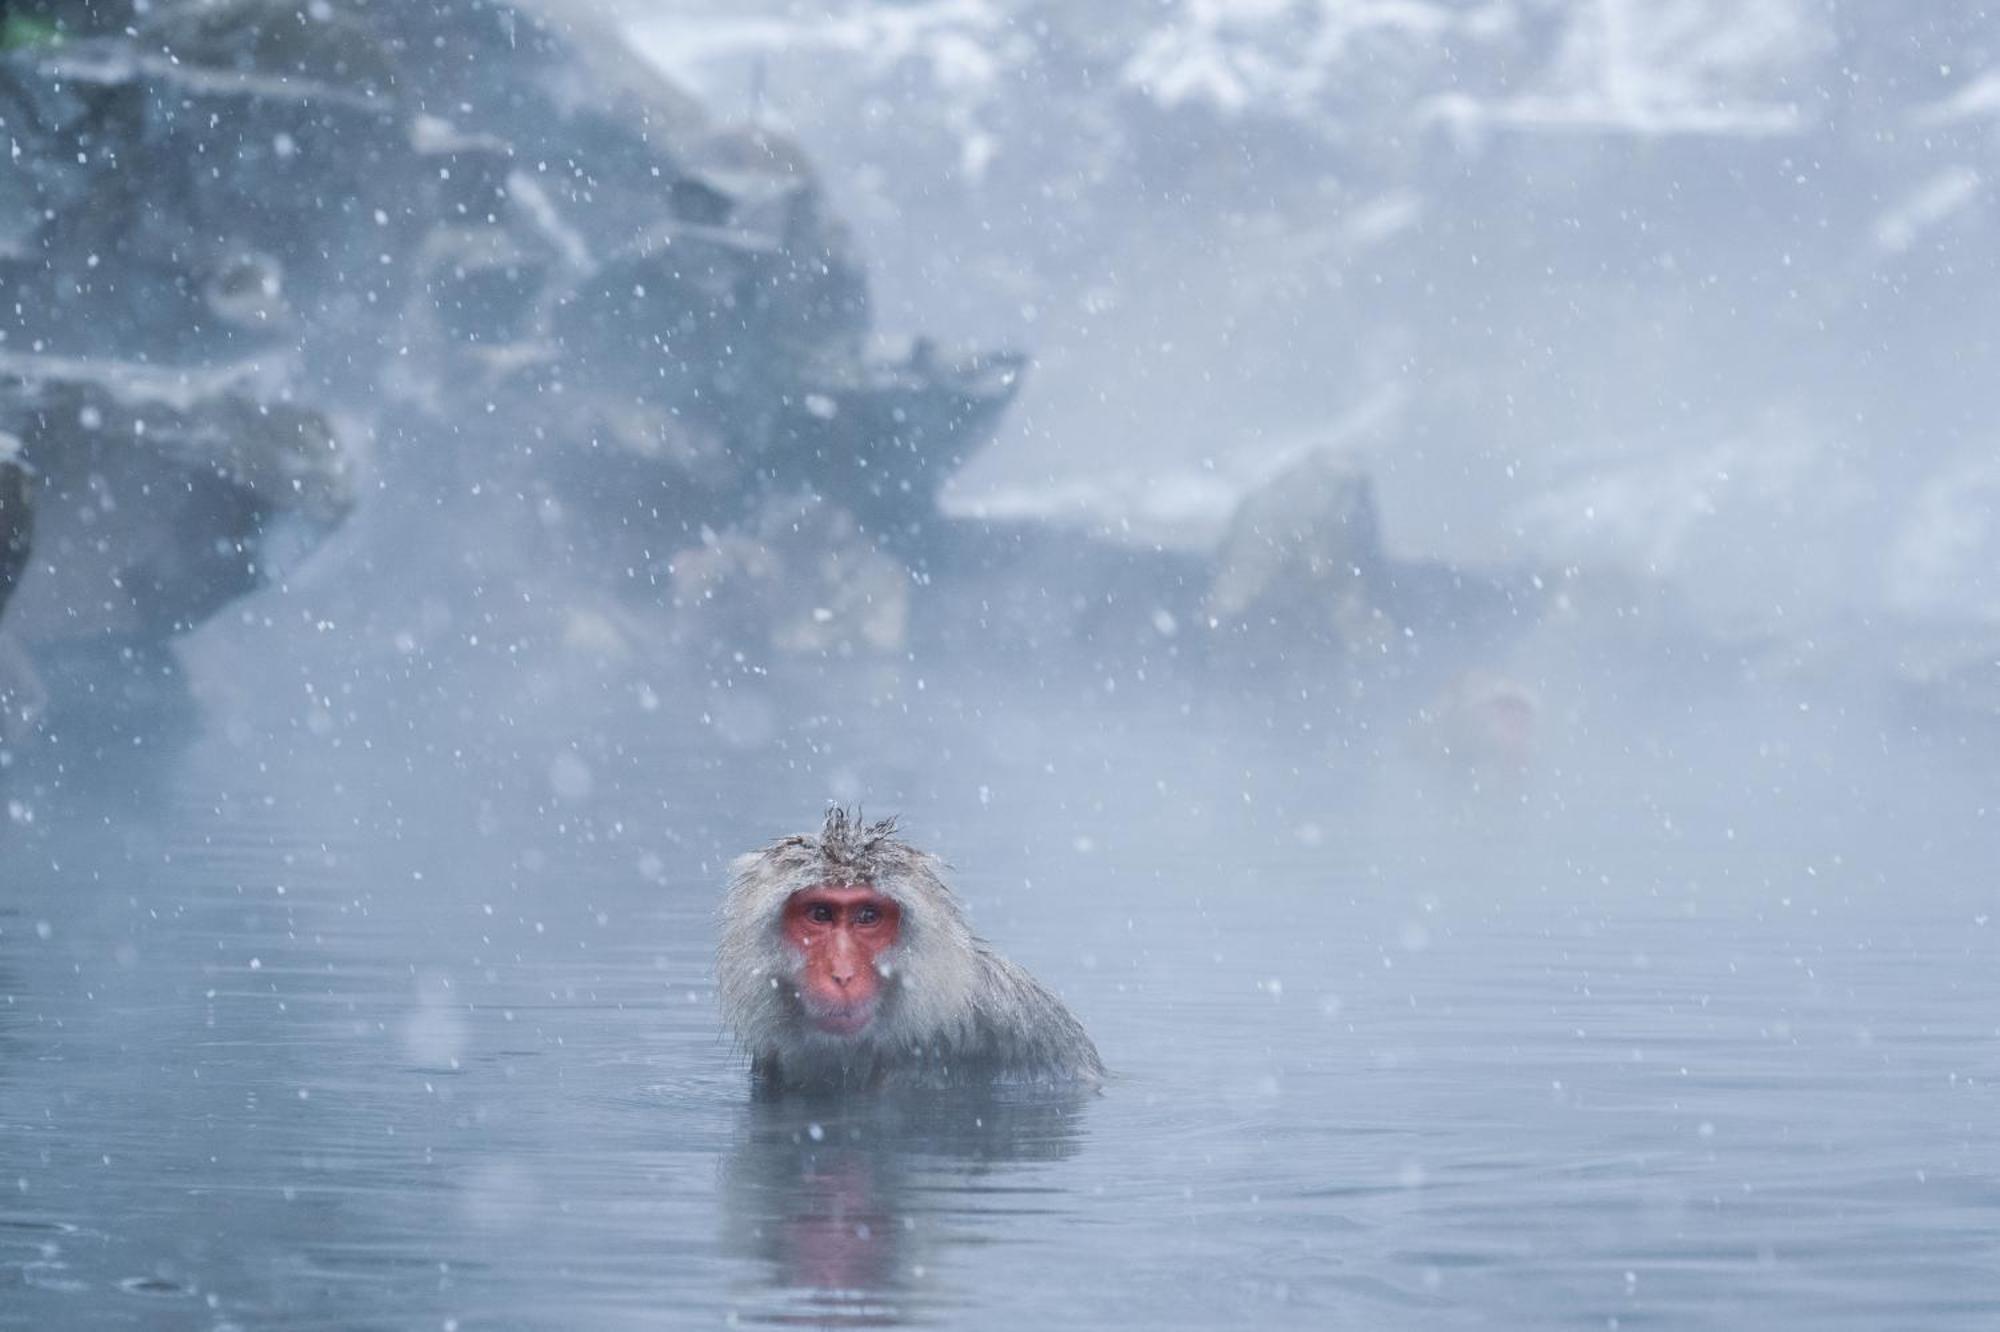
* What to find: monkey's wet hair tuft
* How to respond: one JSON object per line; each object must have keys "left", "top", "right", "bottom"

{"left": 816, "top": 806, "right": 903, "bottom": 869}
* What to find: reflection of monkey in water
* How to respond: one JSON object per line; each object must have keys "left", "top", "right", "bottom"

{"left": 719, "top": 811, "right": 1103, "bottom": 1094}
{"left": 720, "top": 1088, "right": 1090, "bottom": 1325}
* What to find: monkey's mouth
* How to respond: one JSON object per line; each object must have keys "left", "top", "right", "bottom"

{"left": 804, "top": 998, "right": 877, "bottom": 1037}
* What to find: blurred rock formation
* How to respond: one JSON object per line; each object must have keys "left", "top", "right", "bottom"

{"left": 1201, "top": 451, "right": 1541, "bottom": 690}
{"left": 0, "top": 0, "right": 1564, "bottom": 758}
{"left": 1207, "top": 456, "right": 1394, "bottom": 657}
{"left": 0, "top": 0, "right": 1030, "bottom": 737}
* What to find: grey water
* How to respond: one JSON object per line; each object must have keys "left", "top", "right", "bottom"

{"left": 4, "top": 670, "right": 1996, "bottom": 1329}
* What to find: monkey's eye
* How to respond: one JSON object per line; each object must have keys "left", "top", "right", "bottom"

{"left": 807, "top": 903, "right": 836, "bottom": 924}
{"left": 854, "top": 905, "right": 881, "bottom": 926}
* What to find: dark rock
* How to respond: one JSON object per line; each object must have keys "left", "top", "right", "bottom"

{"left": 548, "top": 221, "right": 795, "bottom": 436}
{"left": 0, "top": 430, "right": 31, "bottom": 621}
{"left": 0, "top": 353, "right": 353, "bottom": 645}
{"left": 10, "top": 3, "right": 146, "bottom": 39}
{"left": 0, "top": 0, "right": 1040, "bottom": 729}
{"left": 0, "top": 39, "right": 413, "bottom": 364}
{"left": 773, "top": 343, "right": 1026, "bottom": 545}
{"left": 132, "top": 0, "right": 712, "bottom": 255}
{"left": 135, "top": 0, "right": 400, "bottom": 92}
{"left": 0, "top": 431, "right": 37, "bottom": 744}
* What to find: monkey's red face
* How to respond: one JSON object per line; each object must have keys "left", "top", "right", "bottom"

{"left": 780, "top": 885, "right": 902, "bottom": 1036}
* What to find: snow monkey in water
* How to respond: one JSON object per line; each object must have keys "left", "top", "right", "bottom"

{"left": 719, "top": 810, "right": 1103, "bottom": 1093}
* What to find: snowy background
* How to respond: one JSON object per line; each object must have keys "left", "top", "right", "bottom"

{"left": 8, "top": 7, "right": 2000, "bottom": 1328}
{"left": 627, "top": 0, "right": 2000, "bottom": 635}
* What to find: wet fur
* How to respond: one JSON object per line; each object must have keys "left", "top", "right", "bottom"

{"left": 718, "top": 810, "right": 1104, "bottom": 1093}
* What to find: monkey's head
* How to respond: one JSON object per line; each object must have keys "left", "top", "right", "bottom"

{"left": 719, "top": 810, "right": 980, "bottom": 1063}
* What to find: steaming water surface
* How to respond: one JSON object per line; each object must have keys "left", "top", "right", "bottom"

{"left": 3, "top": 684, "right": 1996, "bottom": 1328}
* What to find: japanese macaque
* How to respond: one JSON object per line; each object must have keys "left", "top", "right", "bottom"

{"left": 719, "top": 810, "right": 1103, "bottom": 1093}
{"left": 1409, "top": 669, "right": 1539, "bottom": 788}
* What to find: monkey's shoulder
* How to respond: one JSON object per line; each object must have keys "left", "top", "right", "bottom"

{"left": 962, "top": 945, "right": 1104, "bottom": 1084}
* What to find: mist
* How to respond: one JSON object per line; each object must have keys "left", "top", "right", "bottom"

{"left": 3, "top": 2, "right": 1996, "bottom": 1327}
